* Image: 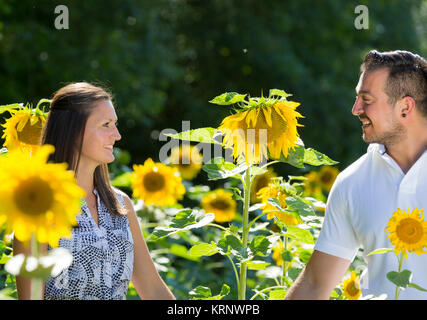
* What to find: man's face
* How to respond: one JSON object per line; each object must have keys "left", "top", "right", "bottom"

{"left": 352, "top": 68, "right": 405, "bottom": 146}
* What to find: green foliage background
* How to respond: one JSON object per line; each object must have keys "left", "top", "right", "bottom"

{"left": 1, "top": 0, "right": 426, "bottom": 175}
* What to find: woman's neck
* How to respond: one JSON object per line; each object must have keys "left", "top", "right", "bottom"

{"left": 75, "top": 161, "right": 97, "bottom": 198}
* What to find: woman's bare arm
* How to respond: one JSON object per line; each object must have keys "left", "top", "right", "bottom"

{"left": 123, "top": 193, "right": 175, "bottom": 300}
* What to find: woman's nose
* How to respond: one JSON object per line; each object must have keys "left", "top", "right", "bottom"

{"left": 113, "top": 127, "right": 121, "bottom": 141}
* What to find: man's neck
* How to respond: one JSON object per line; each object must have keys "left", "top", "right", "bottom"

{"left": 385, "top": 137, "right": 427, "bottom": 174}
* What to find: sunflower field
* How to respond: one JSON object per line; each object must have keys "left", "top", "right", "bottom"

{"left": 0, "top": 91, "right": 369, "bottom": 300}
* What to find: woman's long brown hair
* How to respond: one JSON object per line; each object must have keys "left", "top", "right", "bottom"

{"left": 41, "top": 82, "right": 125, "bottom": 217}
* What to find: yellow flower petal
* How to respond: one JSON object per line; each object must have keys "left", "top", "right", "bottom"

{"left": 0, "top": 145, "right": 84, "bottom": 247}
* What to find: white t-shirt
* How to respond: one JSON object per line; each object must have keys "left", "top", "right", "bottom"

{"left": 314, "top": 143, "right": 427, "bottom": 299}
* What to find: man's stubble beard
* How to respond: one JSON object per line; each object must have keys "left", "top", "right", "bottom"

{"left": 362, "top": 117, "right": 406, "bottom": 146}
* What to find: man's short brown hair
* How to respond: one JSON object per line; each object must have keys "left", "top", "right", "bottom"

{"left": 361, "top": 50, "right": 427, "bottom": 118}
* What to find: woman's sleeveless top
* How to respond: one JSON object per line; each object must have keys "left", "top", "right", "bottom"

{"left": 44, "top": 189, "right": 134, "bottom": 300}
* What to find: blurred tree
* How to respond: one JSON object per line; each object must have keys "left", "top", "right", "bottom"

{"left": 0, "top": 0, "right": 425, "bottom": 179}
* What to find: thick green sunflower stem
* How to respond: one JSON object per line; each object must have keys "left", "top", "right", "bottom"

{"left": 394, "top": 252, "right": 404, "bottom": 300}
{"left": 30, "top": 234, "right": 43, "bottom": 300}
{"left": 238, "top": 168, "right": 251, "bottom": 300}
{"left": 282, "top": 235, "right": 288, "bottom": 286}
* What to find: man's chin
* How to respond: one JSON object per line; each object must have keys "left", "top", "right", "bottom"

{"left": 362, "top": 134, "right": 376, "bottom": 144}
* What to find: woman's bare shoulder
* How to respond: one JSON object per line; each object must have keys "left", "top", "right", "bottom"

{"left": 111, "top": 186, "right": 133, "bottom": 212}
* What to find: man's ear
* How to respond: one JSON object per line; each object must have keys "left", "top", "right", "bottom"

{"left": 398, "top": 96, "right": 416, "bottom": 116}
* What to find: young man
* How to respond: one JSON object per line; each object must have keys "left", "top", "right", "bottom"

{"left": 285, "top": 50, "right": 427, "bottom": 300}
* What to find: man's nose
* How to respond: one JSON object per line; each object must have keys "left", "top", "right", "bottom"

{"left": 352, "top": 97, "right": 363, "bottom": 116}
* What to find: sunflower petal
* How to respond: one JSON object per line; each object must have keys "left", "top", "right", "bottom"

{"left": 15, "top": 115, "right": 29, "bottom": 132}
{"left": 262, "top": 107, "right": 273, "bottom": 127}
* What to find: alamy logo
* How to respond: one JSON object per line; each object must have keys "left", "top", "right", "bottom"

{"left": 54, "top": 5, "right": 69, "bottom": 30}
{"left": 354, "top": 5, "right": 369, "bottom": 30}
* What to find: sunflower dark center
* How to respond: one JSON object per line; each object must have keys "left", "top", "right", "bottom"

{"left": 346, "top": 280, "right": 359, "bottom": 296}
{"left": 320, "top": 172, "right": 333, "bottom": 184}
{"left": 396, "top": 218, "right": 423, "bottom": 244}
{"left": 143, "top": 171, "right": 166, "bottom": 192}
{"left": 14, "top": 176, "right": 54, "bottom": 215}
{"left": 210, "top": 199, "right": 230, "bottom": 210}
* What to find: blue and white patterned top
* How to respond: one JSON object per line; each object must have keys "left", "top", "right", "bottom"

{"left": 44, "top": 188, "right": 134, "bottom": 300}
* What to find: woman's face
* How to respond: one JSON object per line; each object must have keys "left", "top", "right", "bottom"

{"left": 80, "top": 99, "right": 121, "bottom": 168}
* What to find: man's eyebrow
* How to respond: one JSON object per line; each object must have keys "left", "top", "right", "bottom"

{"left": 355, "top": 89, "right": 372, "bottom": 96}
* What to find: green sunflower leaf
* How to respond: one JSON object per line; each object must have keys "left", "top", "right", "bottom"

{"left": 408, "top": 282, "right": 427, "bottom": 292}
{"left": 247, "top": 260, "right": 270, "bottom": 270}
{"left": 386, "top": 270, "right": 412, "bottom": 289}
{"left": 296, "top": 248, "right": 313, "bottom": 263}
{"left": 282, "top": 250, "right": 294, "bottom": 263}
{"left": 217, "top": 234, "right": 244, "bottom": 257}
{"left": 189, "top": 285, "right": 212, "bottom": 299}
{"left": 0, "top": 103, "right": 24, "bottom": 115}
{"left": 270, "top": 139, "right": 338, "bottom": 168}
{"left": 303, "top": 148, "right": 339, "bottom": 166}
{"left": 367, "top": 248, "right": 394, "bottom": 256}
{"left": 170, "top": 244, "right": 200, "bottom": 261}
{"left": 189, "top": 242, "right": 218, "bottom": 257}
{"left": 284, "top": 226, "right": 314, "bottom": 244}
{"left": 275, "top": 144, "right": 305, "bottom": 168}
{"left": 202, "top": 157, "right": 248, "bottom": 180}
{"left": 164, "top": 127, "right": 222, "bottom": 145}
{"left": 285, "top": 196, "right": 316, "bottom": 217}
{"left": 249, "top": 166, "right": 268, "bottom": 178}
{"left": 266, "top": 198, "right": 303, "bottom": 222}
{"left": 249, "top": 235, "right": 271, "bottom": 257}
{"left": 147, "top": 209, "right": 215, "bottom": 241}
{"left": 269, "top": 89, "right": 292, "bottom": 99}
{"left": 189, "top": 284, "right": 230, "bottom": 300}
{"left": 209, "top": 92, "right": 247, "bottom": 105}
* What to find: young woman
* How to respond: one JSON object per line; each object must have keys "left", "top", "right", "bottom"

{"left": 13, "top": 82, "right": 175, "bottom": 300}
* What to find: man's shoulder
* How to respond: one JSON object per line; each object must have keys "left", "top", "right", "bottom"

{"left": 337, "top": 152, "right": 371, "bottom": 181}
{"left": 334, "top": 146, "right": 377, "bottom": 188}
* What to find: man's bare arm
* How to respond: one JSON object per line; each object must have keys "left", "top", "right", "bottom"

{"left": 285, "top": 250, "right": 351, "bottom": 300}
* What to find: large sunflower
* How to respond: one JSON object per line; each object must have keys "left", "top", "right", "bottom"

{"left": 201, "top": 189, "right": 236, "bottom": 223}
{"left": 218, "top": 99, "right": 303, "bottom": 164}
{"left": 342, "top": 271, "right": 362, "bottom": 300}
{"left": 1, "top": 107, "right": 46, "bottom": 152}
{"left": 257, "top": 183, "right": 300, "bottom": 226}
{"left": 385, "top": 208, "right": 427, "bottom": 259}
{"left": 168, "top": 145, "right": 203, "bottom": 181}
{"left": 0, "top": 145, "right": 85, "bottom": 247}
{"left": 131, "top": 158, "right": 186, "bottom": 206}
